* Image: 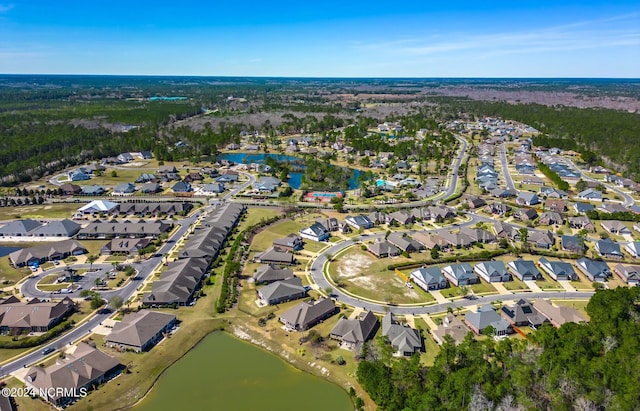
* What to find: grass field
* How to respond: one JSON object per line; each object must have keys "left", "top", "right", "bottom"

{"left": 237, "top": 207, "right": 281, "bottom": 232}
{"left": 0, "top": 203, "right": 79, "bottom": 220}
{"left": 502, "top": 277, "right": 530, "bottom": 291}
{"left": 414, "top": 318, "right": 441, "bottom": 366}
{"left": 79, "top": 240, "right": 108, "bottom": 257}
{"left": 250, "top": 213, "right": 327, "bottom": 253}
{"left": 0, "top": 256, "right": 31, "bottom": 284}
{"left": 328, "top": 248, "right": 433, "bottom": 305}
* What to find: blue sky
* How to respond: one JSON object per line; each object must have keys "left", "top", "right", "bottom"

{"left": 0, "top": 1, "right": 639, "bottom": 77}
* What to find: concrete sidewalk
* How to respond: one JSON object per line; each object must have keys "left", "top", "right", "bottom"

{"left": 430, "top": 290, "right": 449, "bottom": 304}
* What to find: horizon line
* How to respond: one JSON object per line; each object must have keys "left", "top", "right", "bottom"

{"left": 1, "top": 73, "right": 639, "bottom": 81}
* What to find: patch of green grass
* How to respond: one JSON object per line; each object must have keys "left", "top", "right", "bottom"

{"left": 0, "top": 203, "right": 80, "bottom": 220}
{"left": 502, "top": 278, "right": 529, "bottom": 291}
{"left": 38, "top": 283, "right": 69, "bottom": 292}
{"left": 470, "top": 281, "right": 498, "bottom": 295}
{"left": 78, "top": 240, "right": 108, "bottom": 256}
{"left": 237, "top": 207, "right": 280, "bottom": 232}
{"left": 538, "top": 272, "right": 564, "bottom": 291}
{"left": 105, "top": 255, "right": 127, "bottom": 262}
{"left": 414, "top": 318, "right": 441, "bottom": 366}
{"left": 0, "top": 256, "right": 30, "bottom": 284}
{"left": 250, "top": 219, "right": 307, "bottom": 252}
{"left": 440, "top": 287, "right": 464, "bottom": 298}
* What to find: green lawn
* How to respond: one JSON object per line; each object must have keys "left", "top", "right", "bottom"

{"left": 79, "top": 239, "right": 108, "bottom": 256}
{"left": 440, "top": 287, "right": 464, "bottom": 298}
{"left": 237, "top": 207, "right": 281, "bottom": 232}
{"left": 414, "top": 318, "right": 441, "bottom": 366}
{"left": 470, "top": 281, "right": 498, "bottom": 295}
{"left": 502, "top": 278, "right": 530, "bottom": 291}
{"left": 0, "top": 203, "right": 80, "bottom": 220}
{"left": 0, "top": 256, "right": 31, "bottom": 284}
{"left": 537, "top": 271, "right": 564, "bottom": 291}
{"left": 38, "top": 283, "right": 69, "bottom": 292}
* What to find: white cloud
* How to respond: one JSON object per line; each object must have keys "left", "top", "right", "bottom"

{"left": 0, "top": 3, "right": 14, "bottom": 13}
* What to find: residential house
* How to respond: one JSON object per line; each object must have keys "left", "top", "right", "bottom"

{"left": 486, "top": 203, "right": 512, "bottom": 215}
{"left": 599, "top": 203, "right": 628, "bottom": 214}
{"left": 432, "top": 314, "right": 472, "bottom": 345}
{"left": 568, "top": 216, "right": 596, "bottom": 232}
{"left": 540, "top": 186, "right": 568, "bottom": 199}
{"left": 143, "top": 258, "right": 209, "bottom": 306}
{"left": 464, "top": 305, "right": 513, "bottom": 336}
{"left": 253, "top": 176, "right": 281, "bottom": 192}
{"left": 299, "top": 223, "right": 330, "bottom": 242}
{"left": 561, "top": 235, "right": 584, "bottom": 254}
{"left": 273, "top": 234, "right": 304, "bottom": 251}
{"left": 523, "top": 176, "right": 544, "bottom": 185}
{"left": 516, "top": 192, "right": 540, "bottom": 206}
{"left": 140, "top": 182, "right": 161, "bottom": 194}
{"left": 613, "top": 264, "right": 640, "bottom": 286}
{"left": 68, "top": 169, "right": 91, "bottom": 181}
{"left": 410, "top": 267, "right": 448, "bottom": 291}
{"left": 330, "top": 310, "right": 379, "bottom": 351}
{"left": 105, "top": 310, "right": 176, "bottom": 352}
{"left": 9, "top": 240, "right": 87, "bottom": 267}
{"left": 412, "top": 232, "right": 450, "bottom": 250}
{"left": 624, "top": 242, "right": 640, "bottom": 258}
{"left": 60, "top": 183, "right": 82, "bottom": 195}
{"left": 135, "top": 173, "right": 157, "bottom": 183}
{"left": 538, "top": 212, "right": 564, "bottom": 226}
{"left": 254, "top": 247, "right": 295, "bottom": 265}
{"left": 183, "top": 172, "right": 204, "bottom": 183}
{"left": 367, "top": 239, "right": 401, "bottom": 258}
{"left": 578, "top": 189, "right": 602, "bottom": 201}
{"left": 439, "top": 231, "right": 474, "bottom": 249}
{"left": 574, "top": 202, "right": 595, "bottom": 214}
{"left": 507, "top": 259, "right": 542, "bottom": 281}
{"left": 0, "top": 219, "right": 80, "bottom": 238}
{"left": 387, "top": 232, "right": 423, "bottom": 253}
{"left": 0, "top": 296, "right": 74, "bottom": 333}
{"left": 576, "top": 258, "right": 612, "bottom": 282}
{"left": 368, "top": 211, "right": 390, "bottom": 225}
{"left": 25, "top": 343, "right": 121, "bottom": 407}
{"left": 388, "top": 210, "right": 414, "bottom": 226}
{"left": 382, "top": 313, "right": 422, "bottom": 356}
{"left": 533, "top": 299, "right": 587, "bottom": 327}
{"left": 80, "top": 184, "right": 106, "bottom": 196}
{"left": 459, "top": 227, "right": 497, "bottom": 243}
{"left": 538, "top": 257, "right": 578, "bottom": 281}
{"left": 316, "top": 218, "right": 351, "bottom": 234}
{"left": 473, "top": 261, "right": 511, "bottom": 282}
{"left": 500, "top": 299, "right": 547, "bottom": 328}
{"left": 113, "top": 183, "right": 136, "bottom": 195}
{"left": 467, "top": 197, "right": 486, "bottom": 209}
{"left": 528, "top": 230, "right": 555, "bottom": 249}
{"left": 253, "top": 264, "right": 294, "bottom": 284}
{"left": 257, "top": 277, "right": 307, "bottom": 305}
{"left": 157, "top": 165, "right": 178, "bottom": 174}
{"left": 117, "top": 152, "right": 134, "bottom": 163}
{"left": 138, "top": 150, "right": 153, "bottom": 160}
{"left": 171, "top": 181, "right": 193, "bottom": 193}
{"left": 77, "top": 220, "right": 172, "bottom": 240}
{"left": 280, "top": 298, "right": 337, "bottom": 331}
{"left": 514, "top": 208, "right": 538, "bottom": 222}
{"left": 344, "top": 214, "right": 374, "bottom": 230}
{"left": 600, "top": 221, "right": 631, "bottom": 235}
{"left": 199, "top": 183, "right": 225, "bottom": 195}
{"left": 216, "top": 171, "right": 239, "bottom": 183}
{"left": 442, "top": 263, "right": 478, "bottom": 286}
{"left": 595, "top": 239, "right": 623, "bottom": 258}
{"left": 101, "top": 238, "right": 151, "bottom": 255}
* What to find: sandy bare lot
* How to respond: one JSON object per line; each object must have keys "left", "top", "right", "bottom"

{"left": 336, "top": 252, "right": 373, "bottom": 279}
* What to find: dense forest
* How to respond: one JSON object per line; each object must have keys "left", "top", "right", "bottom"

{"left": 357, "top": 287, "right": 640, "bottom": 411}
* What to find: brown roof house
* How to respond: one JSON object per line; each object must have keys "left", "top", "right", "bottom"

{"left": 280, "top": 298, "right": 337, "bottom": 331}
{"left": 25, "top": 342, "right": 121, "bottom": 407}
{"left": 432, "top": 314, "right": 472, "bottom": 345}
{"left": 0, "top": 296, "right": 74, "bottom": 333}
{"left": 330, "top": 310, "right": 379, "bottom": 351}
{"left": 532, "top": 299, "right": 587, "bottom": 327}
{"left": 105, "top": 310, "right": 176, "bottom": 352}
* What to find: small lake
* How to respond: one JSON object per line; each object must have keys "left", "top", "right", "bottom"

{"left": 0, "top": 246, "right": 20, "bottom": 258}
{"left": 217, "top": 152, "right": 361, "bottom": 190}
{"left": 133, "top": 332, "right": 352, "bottom": 411}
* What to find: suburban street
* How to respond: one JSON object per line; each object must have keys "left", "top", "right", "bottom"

{"left": 564, "top": 158, "right": 635, "bottom": 207}
{"left": 1, "top": 171, "right": 257, "bottom": 378}
{"left": 500, "top": 142, "right": 517, "bottom": 192}
{"left": 307, "top": 214, "right": 594, "bottom": 316}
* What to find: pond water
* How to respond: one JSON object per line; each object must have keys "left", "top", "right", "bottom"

{"left": 217, "top": 152, "right": 361, "bottom": 190}
{"left": 0, "top": 246, "right": 20, "bottom": 257}
{"left": 133, "top": 332, "right": 352, "bottom": 411}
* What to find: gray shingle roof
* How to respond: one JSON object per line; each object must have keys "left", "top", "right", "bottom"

{"left": 106, "top": 310, "right": 176, "bottom": 349}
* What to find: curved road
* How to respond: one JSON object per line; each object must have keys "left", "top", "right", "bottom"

{"left": 308, "top": 217, "right": 595, "bottom": 315}
{"left": 564, "top": 158, "right": 635, "bottom": 207}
